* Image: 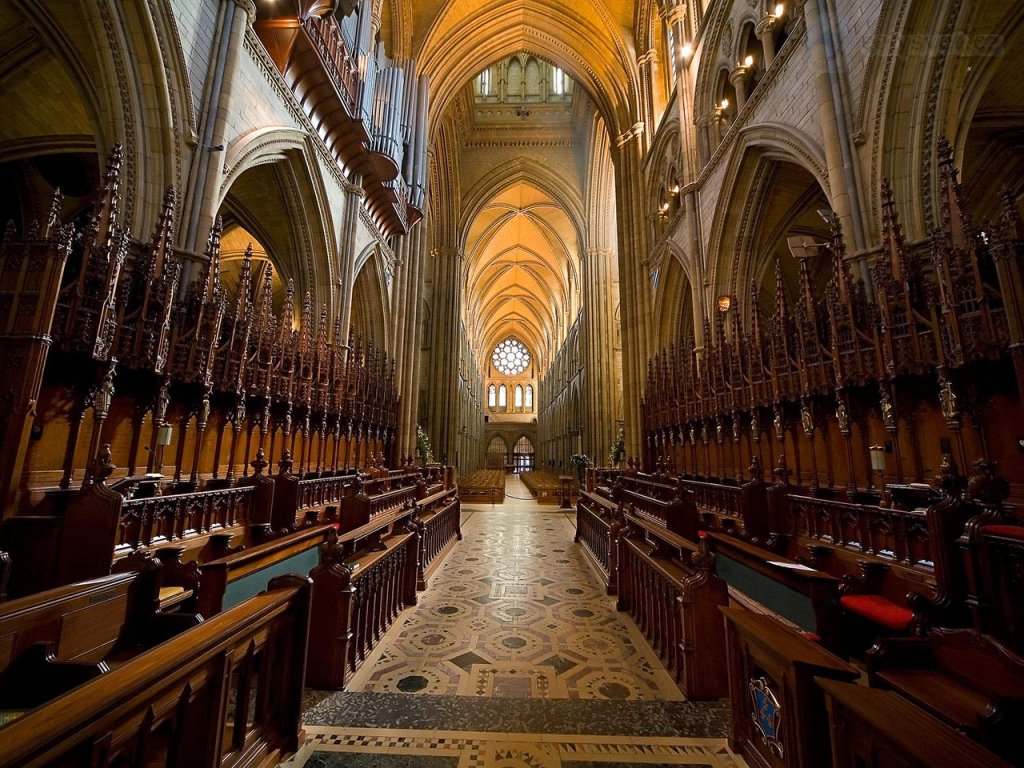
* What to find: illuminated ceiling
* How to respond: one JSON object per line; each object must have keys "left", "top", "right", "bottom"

{"left": 463, "top": 178, "right": 581, "bottom": 372}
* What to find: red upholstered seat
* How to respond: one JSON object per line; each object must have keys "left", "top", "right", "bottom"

{"left": 982, "top": 524, "right": 1024, "bottom": 540}
{"left": 840, "top": 594, "right": 913, "bottom": 632}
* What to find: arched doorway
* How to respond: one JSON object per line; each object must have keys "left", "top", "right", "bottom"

{"left": 486, "top": 436, "right": 508, "bottom": 469}
{"left": 513, "top": 435, "right": 535, "bottom": 473}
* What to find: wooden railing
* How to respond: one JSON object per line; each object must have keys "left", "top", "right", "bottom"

{"left": 302, "top": 15, "right": 359, "bottom": 113}
{"left": 616, "top": 516, "right": 728, "bottom": 699}
{"left": 415, "top": 489, "right": 460, "bottom": 589}
{"left": 0, "top": 574, "right": 312, "bottom": 768}
{"left": 307, "top": 528, "right": 417, "bottom": 690}
{"left": 787, "top": 492, "right": 932, "bottom": 567}
{"left": 576, "top": 490, "right": 620, "bottom": 591}
{"left": 117, "top": 484, "right": 255, "bottom": 553}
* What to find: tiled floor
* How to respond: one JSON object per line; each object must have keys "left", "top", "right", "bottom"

{"left": 287, "top": 476, "right": 744, "bottom": 768}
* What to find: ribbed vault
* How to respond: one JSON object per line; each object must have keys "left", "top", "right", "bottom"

{"left": 413, "top": 0, "right": 640, "bottom": 137}
{"left": 463, "top": 181, "right": 581, "bottom": 372}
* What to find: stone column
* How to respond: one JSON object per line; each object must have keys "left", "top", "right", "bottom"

{"left": 179, "top": 0, "right": 254, "bottom": 263}
{"left": 336, "top": 177, "right": 365, "bottom": 349}
{"left": 612, "top": 125, "right": 653, "bottom": 464}
{"left": 581, "top": 248, "right": 620, "bottom": 464}
{"left": 756, "top": 16, "right": 779, "bottom": 67}
{"left": 802, "top": 0, "right": 869, "bottom": 284}
{"left": 428, "top": 246, "right": 462, "bottom": 464}
{"left": 729, "top": 66, "right": 750, "bottom": 111}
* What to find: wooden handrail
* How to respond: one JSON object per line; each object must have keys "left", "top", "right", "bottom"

{"left": 0, "top": 574, "right": 312, "bottom": 768}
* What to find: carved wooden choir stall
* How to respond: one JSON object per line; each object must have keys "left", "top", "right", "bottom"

{"left": 0, "top": 144, "right": 461, "bottom": 767}
{"left": 575, "top": 142, "right": 1024, "bottom": 768}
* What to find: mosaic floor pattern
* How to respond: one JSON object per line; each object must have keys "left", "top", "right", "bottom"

{"left": 289, "top": 476, "right": 743, "bottom": 768}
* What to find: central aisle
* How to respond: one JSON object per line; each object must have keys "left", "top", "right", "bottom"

{"left": 287, "top": 475, "right": 742, "bottom": 768}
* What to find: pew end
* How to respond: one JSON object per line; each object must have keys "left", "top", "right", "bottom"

{"left": 0, "top": 642, "right": 109, "bottom": 710}
{"left": 865, "top": 628, "right": 1024, "bottom": 764}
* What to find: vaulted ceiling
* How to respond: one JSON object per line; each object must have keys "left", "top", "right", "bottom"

{"left": 381, "top": 0, "right": 646, "bottom": 138}
{"left": 463, "top": 181, "right": 580, "bottom": 368}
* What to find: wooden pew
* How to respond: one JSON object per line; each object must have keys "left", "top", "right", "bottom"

{"left": 195, "top": 524, "right": 331, "bottom": 616}
{"left": 866, "top": 628, "right": 1024, "bottom": 764}
{"left": 520, "top": 470, "right": 565, "bottom": 504}
{"left": 0, "top": 549, "right": 9, "bottom": 603}
{"left": 458, "top": 469, "right": 505, "bottom": 503}
{"left": 0, "top": 451, "right": 274, "bottom": 599}
{"left": 613, "top": 474, "right": 699, "bottom": 541}
{"left": 698, "top": 455, "right": 979, "bottom": 650}
{"left": 0, "top": 574, "right": 312, "bottom": 768}
{"left": 721, "top": 605, "right": 859, "bottom": 768}
{"left": 707, "top": 531, "right": 844, "bottom": 653}
{"left": 617, "top": 515, "right": 728, "bottom": 699}
{"left": 959, "top": 488, "right": 1024, "bottom": 655}
{"left": 818, "top": 678, "right": 1011, "bottom": 768}
{"left": 676, "top": 459, "right": 771, "bottom": 541}
{"left": 0, "top": 568, "right": 199, "bottom": 712}
{"left": 271, "top": 454, "right": 356, "bottom": 532}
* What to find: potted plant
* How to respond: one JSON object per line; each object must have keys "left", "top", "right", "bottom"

{"left": 569, "top": 453, "right": 591, "bottom": 485}
{"left": 415, "top": 425, "right": 433, "bottom": 465}
{"left": 608, "top": 428, "right": 625, "bottom": 468}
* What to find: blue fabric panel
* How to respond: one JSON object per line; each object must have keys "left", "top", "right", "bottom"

{"left": 222, "top": 546, "right": 320, "bottom": 610}
{"left": 715, "top": 554, "right": 817, "bottom": 631}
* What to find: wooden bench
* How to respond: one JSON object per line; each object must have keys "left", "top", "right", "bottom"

{"left": 818, "top": 678, "right": 1011, "bottom": 768}
{"left": 458, "top": 469, "right": 505, "bottom": 503}
{"left": 0, "top": 549, "right": 9, "bottom": 603}
{"left": 613, "top": 475, "right": 699, "bottom": 541}
{"left": 961, "top": 518, "right": 1024, "bottom": 655}
{"left": 0, "top": 574, "right": 312, "bottom": 768}
{"left": 195, "top": 524, "right": 332, "bottom": 616}
{"left": 0, "top": 568, "right": 199, "bottom": 713}
{"left": 520, "top": 470, "right": 564, "bottom": 504}
{"left": 721, "top": 605, "right": 859, "bottom": 768}
{"left": 677, "top": 460, "right": 771, "bottom": 541}
{"left": 866, "top": 628, "right": 1024, "bottom": 764}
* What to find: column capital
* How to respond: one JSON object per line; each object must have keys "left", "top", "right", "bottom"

{"left": 755, "top": 16, "right": 779, "bottom": 39}
{"left": 637, "top": 49, "right": 657, "bottom": 69}
{"left": 231, "top": 0, "right": 257, "bottom": 22}
{"left": 728, "top": 65, "right": 751, "bottom": 87}
{"left": 662, "top": 3, "right": 687, "bottom": 27}
{"left": 614, "top": 122, "right": 645, "bottom": 147}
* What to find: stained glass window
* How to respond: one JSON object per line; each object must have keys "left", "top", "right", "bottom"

{"left": 492, "top": 339, "right": 531, "bottom": 376}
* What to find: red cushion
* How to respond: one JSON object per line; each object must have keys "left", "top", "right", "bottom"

{"left": 981, "top": 524, "right": 1024, "bottom": 540}
{"left": 330, "top": 522, "right": 341, "bottom": 530}
{"left": 840, "top": 594, "right": 913, "bottom": 631}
